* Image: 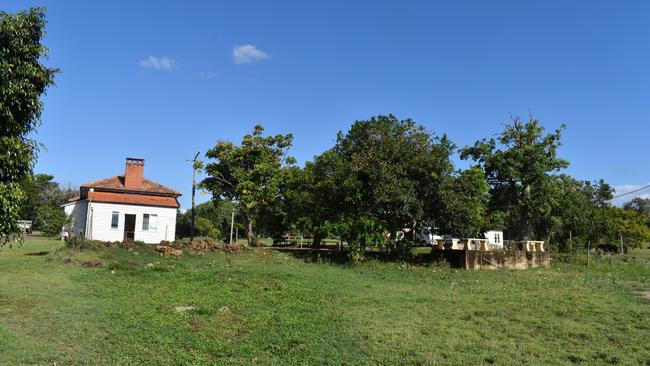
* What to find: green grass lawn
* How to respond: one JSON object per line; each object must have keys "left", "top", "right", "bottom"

{"left": 0, "top": 237, "right": 648, "bottom": 365}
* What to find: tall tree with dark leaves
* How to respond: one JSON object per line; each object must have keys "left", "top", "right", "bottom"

{"left": 201, "top": 125, "right": 294, "bottom": 246}
{"left": 0, "top": 8, "right": 58, "bottom": 245}
{"left": 303, "top": 115, "right": 456, "bottom": 259}
{"left": 460, "top": 115, "right": 568, "bottom": 241}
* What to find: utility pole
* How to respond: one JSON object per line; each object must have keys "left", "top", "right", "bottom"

{"left": 187, "top": 152, "right": 201, "bottom": 243}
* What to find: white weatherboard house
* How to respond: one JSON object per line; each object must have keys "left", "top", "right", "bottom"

{"left": 63, "top": 158, "right": 181, "bottom": 243}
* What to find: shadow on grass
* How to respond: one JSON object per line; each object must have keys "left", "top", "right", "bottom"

{"left": 272, "top": 246, "right": 450, "bottom": 266}
{"left": 25, "top": 251, "right": 49, "bottom": 256}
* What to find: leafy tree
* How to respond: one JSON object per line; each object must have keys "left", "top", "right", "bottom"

{"left": 460, "top": 115, "right": 568, "bottom": 241}
{"left": 548, "top": 175, "right": 613, "bottom": 251}
{"left": 19, "top": 174, "right": 76, "bottom": 228}
{"left": 283, "top": 152, "right": 347, "bottom": 247}
{"left": 202, "top": 125, "right": 295, "bottom": 246}
{"left": 194, "top": 217, "right": 214, "bottom": 237}
{"left": 623, "top": 197, "right": 650, "bottom": 227}
{"left": 40, "top": 204, "right": 69, "bottom": 237}
{"left": 176, "top": 200, "right": 238, "bottom": 240}
{"left": 0, "top": 8, "right": 58, "bottom": 245}
{"left": 607, "top": 207, "right": 650, "bottom": 248}
{"left": 437, "top": 167, "right": 490, "bottom": 238}
{"left": 294, "top": 115, "right": 455, "bottom": 259}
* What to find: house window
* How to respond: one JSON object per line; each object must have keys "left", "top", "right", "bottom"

{"left": 111, "top": 212, "right": 119, "bottom": 229}
{"left": 494, "top": 233, "right": 501, "bottom": 244}
{"left": 143, "top": 214, "right": 157, "bottom": 231}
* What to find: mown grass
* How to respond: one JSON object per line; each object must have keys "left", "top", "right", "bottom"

{"left": 0, "top": 237, "right": 648, "bottom": 365}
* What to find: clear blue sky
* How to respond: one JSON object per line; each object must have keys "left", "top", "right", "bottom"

{"left": 5, "top": 0, "right": 650, "bottom": 208}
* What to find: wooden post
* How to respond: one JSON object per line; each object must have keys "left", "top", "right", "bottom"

{"left": 188, "top": 152, "right": 200, "bottom": 243}
{"left": 587, "top": 240, "right": 591, "bottom": 266}
{"left": 229, "top": 210, "right": 235, "bottom": 245}
{"left": 619, "top": 232, "right": 624, "bottom": 254}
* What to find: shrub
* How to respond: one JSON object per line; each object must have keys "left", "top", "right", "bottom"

{"left": 64, "top": 237, "right": 106, "bottom": 249}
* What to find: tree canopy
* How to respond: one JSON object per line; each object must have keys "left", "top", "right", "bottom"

{"left": 196, "top": 114, "right": 649, "bottom": 260}
{"left": 0, "top": 8, "right": 58, "bottom": 245}
{"left": 201, "top": 125, "right": 294, "bottom": 245}
{"left": 460, "top": 115, "right": 568, "bottom": 241}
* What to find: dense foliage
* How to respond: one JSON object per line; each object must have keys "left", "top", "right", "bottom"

{"left": 460, "top": 115, "right": 569, "bottom": 241}
{"left": 0, "top": 8, "right": 58, "bottom": 245}
{"left": 197, "top": 114, "right": 648, "bottom": 260}
{"left": 285, "top": 115, "right": 464, "bottom": 256}
{"left": 176, "top": 201, "right": 238, "bottom": 240}
{"left": 20, "top": 174, "right": 76, "bottom": 236}
{"left": 202, "top": 125, "right": 295, "bottom": 246}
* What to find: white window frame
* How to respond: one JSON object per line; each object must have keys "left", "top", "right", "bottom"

{"left": 142, "top": 213, "right": 158, "bottom": 232}
{"left": 111, "top": 211, "right": 119, "bottom": 229}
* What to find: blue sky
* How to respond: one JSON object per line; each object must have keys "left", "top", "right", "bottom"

{"left": 5, "top": 1, "right": 650, "bottom": 208}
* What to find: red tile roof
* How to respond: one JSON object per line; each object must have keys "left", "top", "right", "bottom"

{"left": 82, "top": 175, "right": 181, "bottom": 196}
{"left": 89, "top": 191, "right": 180, "bottom": 208}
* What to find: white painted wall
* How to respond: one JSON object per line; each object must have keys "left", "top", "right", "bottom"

{"left": 63, "top": 201, "right": 88, "bottom": 237}
{"left": 88, "top": 202, "right": 177, "bottom": 243}
{"left": 65, "top": 201, "right": 177, "bottom": 243}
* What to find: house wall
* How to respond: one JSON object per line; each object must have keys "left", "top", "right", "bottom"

{"left": 85, "top": 202, "right": 177, "bottom": 243}
{"left": 63, "top": 201, "right": 88, "bottom": 237}
{"left": 484, "top": 230, "right": 504, "bottom": 248}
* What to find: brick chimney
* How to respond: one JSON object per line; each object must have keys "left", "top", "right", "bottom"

{"left": 124, "top": 158, "right": 144, "bottom": 189}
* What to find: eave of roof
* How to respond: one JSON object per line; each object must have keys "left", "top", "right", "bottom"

{"left": 81, "top": 175, "right": 181, "bottom": 197}
{"left": 88, "top": 191, "right": 180, "bottom": 208}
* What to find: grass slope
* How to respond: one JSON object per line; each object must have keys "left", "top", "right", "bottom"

{"left": 0, "top": 238, "right": 648, "bottom": 365}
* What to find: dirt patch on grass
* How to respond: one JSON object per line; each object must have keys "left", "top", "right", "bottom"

{"left": 640, "top": 290, "right": 650, "bottom": 303}
{"left": 188, "top": 320, "right": 208, "bottom": 330}
{"left": 81, "top": 260, "right": 103, "bottom": 268}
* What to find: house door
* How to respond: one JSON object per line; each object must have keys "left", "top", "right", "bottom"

{"left": 124, "top": 214, "right": 136, "bottom": 241}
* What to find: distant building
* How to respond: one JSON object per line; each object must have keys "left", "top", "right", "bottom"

{"left": 484, "top": 230, "right": 504, "bottom": 249}
{"left": 62, "top": 158, "right": 181, "bottom": 243}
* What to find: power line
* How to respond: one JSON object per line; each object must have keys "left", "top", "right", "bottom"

{"left": 610, "top": 183, "right": 650, "bottom": 200}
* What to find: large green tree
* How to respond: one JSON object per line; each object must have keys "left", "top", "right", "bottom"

{"left": 460, "top": 115, "right": 568, "bottom": 241}
{"left": 19, "top": 174, "right": 76, "bottom": 226}
{"left": 202, "top": 125, "right": 294, "bottom": 246}
{"left": 547, "top": 175, "right": 613, "bottom": 250}
{"left": 1, "top": 8, "right": 58, "bottom": 245}
{"left": 608, "top": 206, "right": 650, "bottom": 248}
{"left": 297, "top": 115, "right": 456, "bottom": 258}
{"left": 283, "top": 150, "right": 359, "bottom": 248}
{"left": 623, "top": 197, "right": 650, "bottom": 227}
{"left": 437, "top": 167, "right": 490, "bottom": 238}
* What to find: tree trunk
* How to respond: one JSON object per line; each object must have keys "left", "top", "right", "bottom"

{"left": 312, "top": 227, "right": 323, "bottom": 249}
{"left": 246, "top": 214, "right": 255, "bottom": 246}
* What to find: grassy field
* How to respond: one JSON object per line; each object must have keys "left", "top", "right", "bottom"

{"left": 0, "top": 237, "right": 648, "bottom": 365}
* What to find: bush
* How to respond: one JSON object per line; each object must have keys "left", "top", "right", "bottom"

{"left": 64, "top": 237, "right": 106, "bottom": 249}
{"left": 388, "top": 240, "right": 415, "bottom": 260}
{"left": 41, "top": 206, "right": 70, "bottom": 237}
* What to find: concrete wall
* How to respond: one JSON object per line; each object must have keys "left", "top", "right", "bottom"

{"left": 431, "top": 249, "right": 550, "bottom": 270}
{"left": 464, "top": 250, "right": 549, "bottom": 270}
